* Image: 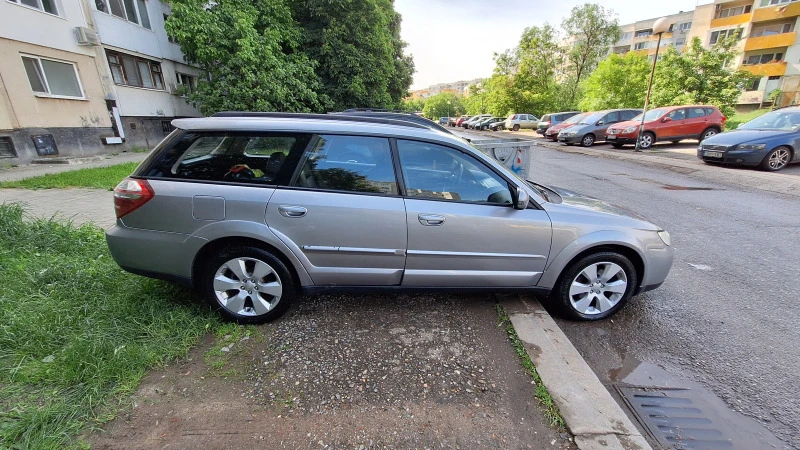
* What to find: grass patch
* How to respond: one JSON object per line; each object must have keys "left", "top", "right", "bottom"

{"left": 726, "top": 108, "right": 770, "bottom": 130}
{"left": 0, "top": 203, "right": 220, "bottom": 448}
{"left": 0, "top": 162, "right": 139, "bottom": 191}
{"left": 496, "top": 304, "right": 566, "bottom": 430}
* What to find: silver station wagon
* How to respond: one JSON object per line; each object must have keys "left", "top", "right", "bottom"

{"left": 106, "top": 112, "right": 674, "bottom": 323}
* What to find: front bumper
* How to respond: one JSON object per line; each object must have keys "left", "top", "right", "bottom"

{"left": 696, "top": 147, "right": 767, "bottom": 166}
{"left": 558, "top": 135, "right": 582, "bottom": 144}
{"left": 606, "top": 133, "right": 638, "bottom": 145}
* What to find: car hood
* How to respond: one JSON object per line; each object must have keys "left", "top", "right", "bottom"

{"left": 561, "top": 124, "right": 591, "bottom": 133}
{"left": 611, "top": 119, "right": 646, "bottom": 130}
{"left": 546, "top": 185, "right": 656, "bottom": 227}
{"left": 702, "top": 129, "right": 793, "bottom": 145}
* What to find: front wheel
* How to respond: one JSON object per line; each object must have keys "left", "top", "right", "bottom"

{"left": 761, "top": 146, "right": 791, "bottom": 171}
{"left": 581, "top": 134, "right": 595, "bottom": 147}
{"left": 638, "top": 132, "right": 654, "bottom": 149}
{"left": 551, "top": 252, "right": 638, "bottom": 321}
{"left": 202, "top": 246, "right": 295, "bottom": 324}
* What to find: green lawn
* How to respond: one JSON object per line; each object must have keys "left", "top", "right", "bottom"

{"left": 0, "top": 162, "right": 139, "bottom": 190}
{"left": 726, "top": 108, "right": 770, "bottom": 130}
{"left": 0, "top": 204, "right": 219, "bottom": 449}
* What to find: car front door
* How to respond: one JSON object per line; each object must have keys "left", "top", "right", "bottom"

{"left": 396, "top": 139, "right": 552, "bottom": 287}
{"left": 266, "top": 134, "right": 407, "bottom": 286}
{"left": 598, "top": 112, "right": 620, "bottom": 140}
{"left": 661, "top": 108, "right": 687, "bottom": 139}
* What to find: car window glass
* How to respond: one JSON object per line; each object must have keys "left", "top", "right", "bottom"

{"left": 668, "top": 109, "right": 686, "bottom": 120}
{"left": 397, "top": 140, "right": 513, "bottom": 205}
{"left": 605, "top": 112, "right": 620, "bottom": 123}
{"left": 293, "top": 135, "right": 397, "bottom": 195}
{"left": 687, "top": 108, "right": 707, "bottom": 119}
{"left": 139, "top": 132, "right": 307, "bottom": 184}
{"left": 541, "top": 114, "right": 551, "bottom": 122}
{"left": 621, "top": 110, "right": 637, "bottom": 120}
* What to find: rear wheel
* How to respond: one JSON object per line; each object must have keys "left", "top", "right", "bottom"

{"left": 761, "top": 146, "right": 791, "bottom": 171}
{"left": 512, "top": 124, "right": 520, "bottom": 131}
{"left": 552, "top": 252, "right": 638, "bottom": 321}
{"left": 700, "top": 128, "right": 719, "bottom": 141}
{"left": 202, "top": 246, "right": 295, "bottom": 324}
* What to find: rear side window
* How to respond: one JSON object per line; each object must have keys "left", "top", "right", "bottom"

{"left": 704, "top": 107, "right": 716, "bottom": 116}
{"left": 621, "top": 110, "right": 638, "bottom": 120}
{"left": 137, "top": 132, "right": 310, "bottom": 185}
{"left": 688, "top": 107, "right": 708, "bottom": 119}
{"left": 292, "top": 135, "right": 398, "bottom": 195}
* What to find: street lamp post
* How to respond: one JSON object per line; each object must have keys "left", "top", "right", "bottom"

{"left": 635, "top": 17, "right": 671, "bottom": 152}
{"left": 447, "top": 100, "right": 451, "bottom": 120}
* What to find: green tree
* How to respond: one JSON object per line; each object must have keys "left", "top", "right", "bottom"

{"left": 579, "top": 52, "right": 649, "bottom": 111}
{"left": 165, "top": 0, "right": 323, "bottom": 115}
{"left": 651, "top": 35, "right": 747, "bottom": 117}
{"left": 561, "top": 4, "right": 621, "bottom": 105}
{"left": 422, "top": 92, "right": 464, "bottom": 119}
{"left": 289, "top": 0, "right": 415, "bottom": 111}
{"left": 401, "top": 97, "right": 426, "bottom": 113}
{"left": 511, "top": 24, "right": 564, "bottom": 115}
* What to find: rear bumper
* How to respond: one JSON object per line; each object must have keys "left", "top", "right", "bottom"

{"left": 106, "top": 224, "right": 207, "bottom": 282}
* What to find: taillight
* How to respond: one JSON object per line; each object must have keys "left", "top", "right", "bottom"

{"left": 113, "top": 178, "right": 154, "bottom": 218}
{"left": 721, "top": 115, "right": 727, "bottom": 123}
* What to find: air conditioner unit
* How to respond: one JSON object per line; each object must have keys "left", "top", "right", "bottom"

{"left": 75, "top": 27, "right": 100, "bottom": 46}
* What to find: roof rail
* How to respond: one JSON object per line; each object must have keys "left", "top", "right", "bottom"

{"left": 331, "top": 110, "right": 453, "bottom": 135}
{"left": 209, "top": 111, "right": 429, "bottom": 130}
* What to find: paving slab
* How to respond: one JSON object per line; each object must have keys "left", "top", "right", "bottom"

{"left": 0, "top": 188, "right": 116, "bottom": 229}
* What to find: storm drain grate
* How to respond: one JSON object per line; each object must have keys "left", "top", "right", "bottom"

{"left": 0, "top": 137, "right": 16, "bottom": 158}
{"left": 616, "top": 386, "right": 734, "bottom": 449}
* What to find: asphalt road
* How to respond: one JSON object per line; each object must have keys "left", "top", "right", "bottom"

{"left": 510, "top": 141, "right": 800, "bottom": 447}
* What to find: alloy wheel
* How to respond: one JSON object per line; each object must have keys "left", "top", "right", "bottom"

{"left": 768, "top": 148, "right": 790, "bottom": 170}
{"left": 568, "top": 262, "right": 628, "bottom": 316}
{"left": 212, "top": 257, "right": 283, "bottom": 316}
{"left": 639, "top": 133, "right": 653, "bottom": 149}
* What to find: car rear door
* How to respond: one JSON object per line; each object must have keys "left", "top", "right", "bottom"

{"left": 686, "top": 107, "right": 710, "bottom": 138}
{"left": 266, "top": 134, "right": 407, "bottom": 286}
{"left": 396, "top": 139, "right": 551, "bottom": 287}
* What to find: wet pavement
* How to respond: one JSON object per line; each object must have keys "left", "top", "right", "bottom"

{"left": 517, "top": 142, "right": 800, "bottom": 448}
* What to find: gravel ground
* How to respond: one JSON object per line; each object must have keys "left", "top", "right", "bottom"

{"left": 91, "top": 292, "right": 575, "bottom": 449}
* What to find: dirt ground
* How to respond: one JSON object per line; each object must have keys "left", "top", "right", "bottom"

{"left": 89, "top": 293, "right": 575, "bottom": 449}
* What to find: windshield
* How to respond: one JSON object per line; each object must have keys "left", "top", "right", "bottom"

{"left": 630, "top": 108, "right": 669, "bottom": 122}
{"left": 739, "top": 110, "right": 800, "bottom": 131}
{"left": 578, "top": 112, "right": 604, "bottom": 125}
{"left": 563, "top": 113, "right": 587, "bottom": 125}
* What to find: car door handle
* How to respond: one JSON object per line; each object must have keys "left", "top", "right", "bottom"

{"left": 278, "top": 205, "right": 307, "bottom": 218}
{"left": 418, "top": 214, "right": 445, "bottom": 226}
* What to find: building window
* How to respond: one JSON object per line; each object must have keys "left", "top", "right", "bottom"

{"left": 21, "top": 55, "right": 84, "bottom": 98}
{"left": 634, "top": 42, "right": 649, "bottom": 50}
{"left": 746, "top": 78, "right": 761, "bottom": 90}
{"left": 710, "top": 29, "right": 743, "bottom": 45}
{"left": 0, "top": 137, "right": 16, "bottom": 158}
{"left": 161, "top": 120, "right": 173, "bottom": 133}
{"left": 635, "top": 29, "right": 653, "bottom": 38}
{"left": 106, "top": 51, "right": 165, "bottom": 90}
{"left": 164, "top": 14, "right": 178, "bottom": 43}
{"left": 676, "top": 37, "right": 686, "bottom": 46}
{"left": 95, "top": 0, "right": 151, "bottom": 29}
{"left": 759, "top": 0, "right": 798, "bottom": 6}
{"left": 176, "top": 72, "right": 196, "bottom": 92}
{"left": 768, "top": 75, "right": 782, "bottom": 80}
{"left": 718, "top": 5, "right": 752, "bottom": 18}
{"left": 8, "top": 0, "right": 58, "bottom": 15}
{"left": 744, "top": 52, "right": 784, "bottom": 64}
{"left": 679, "top": 22, "right": 692, "bottom": 31}
{"left": 751, "top": 23, "right": 794, "bottom": 37}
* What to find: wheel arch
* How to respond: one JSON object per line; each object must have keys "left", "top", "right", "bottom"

{"left": 761, "top": 144, "right": 795, "bottom": 168}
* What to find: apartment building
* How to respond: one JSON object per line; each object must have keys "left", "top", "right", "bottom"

{"left": 0, "top": 0, "right": 200, "bottom": 164}
{"left": 611, "top": 0, "right": 800, "bottom": 112}
{"left": 407, "top": 78, "right": 484, "bottom": 100}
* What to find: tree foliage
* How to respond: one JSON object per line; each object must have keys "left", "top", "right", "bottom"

{"left": 579, "top": 52, "right": 649, "bottom": 111}
{"left": 561, "top": 4, "right": 621, "bottom": 105}
{"left": 400, "top": 97, "right": 426, "bottom": 113}
{"left": 165, "top": 0, "right": 414, "bottom": 114}
{"left": 422, "top": 92, "right": 464, "bottom": 119}
{"left": 651, "top": 36, "right": 747, "bottom": 117}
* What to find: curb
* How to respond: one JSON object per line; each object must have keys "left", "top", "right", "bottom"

{"left": 499, "top": 295, "right": 651, "bottom": 450}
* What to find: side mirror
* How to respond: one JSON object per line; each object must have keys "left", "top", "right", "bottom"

{"left": 513, "top": 186, "right": 529, "bottom": 210}
{"left": 662, "top": 117, "right": 672, "bottom": 123}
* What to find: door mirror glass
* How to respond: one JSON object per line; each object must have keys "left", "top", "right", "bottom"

{"left": 513, "top": 186, "right": 529, "bottom": 210}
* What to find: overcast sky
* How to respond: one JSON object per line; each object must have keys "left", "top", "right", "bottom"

{"left": 395, "top": 0, "right": 714, "bottom": 90}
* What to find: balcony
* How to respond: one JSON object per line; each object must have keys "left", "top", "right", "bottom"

{"left": 741, "top": 61, "right": 787, "bottom": 77}
{"left": 744, "top": 31, "right": 797, "bottom": 51}
{"left": 753, "top": 2, "right": 800, "bottom": 22}
{"left": 710, "top": 13, "right": 752, "bottom": 29}
{"left": 738, "top": 90, "right": 765, "bottom": 105}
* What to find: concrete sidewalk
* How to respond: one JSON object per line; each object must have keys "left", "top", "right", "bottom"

{"left": 0, "top": 188, "right": 116, "bottom": 229}
{"left": 0, "top": 151, "right": 149, "bottom": 182}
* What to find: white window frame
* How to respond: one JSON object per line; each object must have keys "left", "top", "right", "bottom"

{"left": 20, "top": 54, "right": 85, "bottom": 100}
{"left": 94, "top": 0, "right": 151, "bottom": 30}
{"left": 759, "top": 0, "right": 797, "bottom": 7}
{"left": 6, "top": 0, "right": 60, "bottom": 16}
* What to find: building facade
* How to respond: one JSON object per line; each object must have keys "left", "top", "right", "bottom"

{"left": 611, "top": 0, "right": 800, "bottom": 112}
{"left": 0, "top": 0, "right": 200, "bottom": 165}
{"left": 408, "top": 78, "right": 484, "bottom": 100}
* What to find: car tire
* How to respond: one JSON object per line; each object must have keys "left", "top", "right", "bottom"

{"left": 638, "top": 132, "right": 654, "bottom": 149}
{"left": 611, "top": 143, "right": 624, "bottom": 148}
{"left": 760, "top": 146, "right": 792, "bottom": 172}
{"left": 552, "top": 251, "right": 638, "bottom": 321}
{"left": 202, "top": 246, "right": 295, "bottom": 324}
{"left": 581, "top": 134, "right": 595, "bottom": 147}
{"left": 700, "top": 128, "right": 719, "bottom": 141}
{"left": 513, "top": 124, "right": 520, "bottom": 131}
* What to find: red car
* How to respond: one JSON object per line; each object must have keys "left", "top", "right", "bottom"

{"left": 455, "top": 115, "right": 472, "bottom": 127}
{"left": 544, "top": 112, "right": 589, "bottom": 141}
{"left": 606, "top": 105, "right": 726, "bottom": 149}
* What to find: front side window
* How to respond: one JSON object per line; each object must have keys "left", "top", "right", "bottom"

{"left": 397, "top": 140, "right": 512, "bottom": 205}
{"left": 667, "top": 109, "right": 687, "bottom": 120}
{"left": 8, "top": 0, "right": 57, "bottom": 15}
{"left": 139, "top": 132, "right": 308, "bottom": 184}
{"left": 106, "top": 51, "right": 165, "bottom": 90}
{"left": 293, "top": 135, "right": 397, "bottom": 195}
{"left": 21, "top": 55, "right": 83, "bottom": 98}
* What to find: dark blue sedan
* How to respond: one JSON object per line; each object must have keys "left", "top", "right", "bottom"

{"left": 698, "top": 107, "right": 800, "bottom": 171}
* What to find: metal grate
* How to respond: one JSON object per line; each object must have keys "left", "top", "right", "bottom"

{"left": 0, "top": 137, "right": 16, "bottom": 158}
{"left": 161, "top": 120, "right": 173, "bottom": 133}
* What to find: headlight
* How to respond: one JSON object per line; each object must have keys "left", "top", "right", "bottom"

{"left": 658, "top": 230, "right": 671, "bottom": 246}
{"left": 562, "top": 132, "right": 575, "bottom": 136}
{"left": 623, "top": 126, "right": 638, "bottom": 133}
{"left": 737, "top": 143, "right": 766, "bottom": 150}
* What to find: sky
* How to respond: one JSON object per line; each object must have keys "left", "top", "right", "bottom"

{"left": 394, "top": 0, "right": 714, "bottom": 90}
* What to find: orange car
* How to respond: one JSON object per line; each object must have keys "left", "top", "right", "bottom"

{"left": 606, "top": 105, "right": 726, "bottom": 149}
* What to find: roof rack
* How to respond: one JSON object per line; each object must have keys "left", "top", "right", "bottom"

{"left": 331, "top": 110, "right": 453, "bottom": 135}
{"left": 209, "top": 111, "right": 430, "bottom": 130}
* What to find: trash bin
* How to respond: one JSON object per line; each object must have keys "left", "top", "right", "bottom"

{"left": 469, "top": 138, "right": 535, "bottom": 179}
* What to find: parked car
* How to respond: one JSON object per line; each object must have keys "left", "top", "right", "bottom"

{"left": 479, "top": 117, "right": 506, "bottom": 131}
{"left": 449, "top": 116, "right": 465, "bottom": 127}
{"left": 463, "top": 114, "right": 492, "bottom": 129}
{"left": 698, "top": 106, "right": 800, "bottom": 171}
{"left": 537, "top": 111, "right": 581, "bottom": 135}
{"left": 489, "top": 119, "right": 506, "bottom": 131}
{"left": 505, "top": 114, "right": 539, "bottom": 131}
{"left": 606, "top": 105, "right": 725, "bottom": 149}
{"left": 456, "top": 115, "right": 472, "bottom": 127}
{"left": 544, "top": 113, "right": 589, "bottom": 141}
{"left": 558, "top": 109, "right": 641, "bottom": 147}
{"left": 438, "top": 117, "right": 449, "bottom": 125}
{"left": 472, "top": 116, "right": 497, "bottom": 130}
{"left": 106, "top": 111, "right": 673, "bottom": 324}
